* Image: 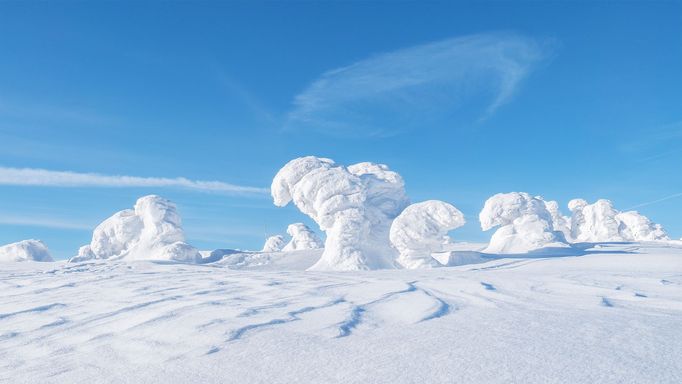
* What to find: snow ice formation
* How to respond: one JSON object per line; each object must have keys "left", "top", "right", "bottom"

{"left": 69, "top": 195, "right": 201, "bottom": 263}
{"left": 0, "top": 239, "right": 53, "bottom": 262}
{"left": 569, "top": 198, "right": 669, "bottom": 242}
{"left": 389, "top": 200, "right": 465, "bottom": 269}
{"left": 262, "top": 235, "right": 286, "bottom": 252}
{"left": 282, "top": 223, "right": 323, "bottom": 251}
{"left": 480, "top": 192, "right": 570, "bottom": 254}
{"left": 271, "top": 156, "right": 409, "bottom": 270}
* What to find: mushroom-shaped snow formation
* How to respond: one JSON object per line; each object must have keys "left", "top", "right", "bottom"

{"left": 480, "top": 192, "right": 569, "bottom": 254}
{"left": 0, "top": 240, "right": 53, "bottom": 262}
{"left": 272, "top": 156, "right": 409, "bottom": 270}
{"left": 282, "top": 223, "right": 323, "bottom": 251}
{"left": 389, "top": 200, "right": 465, "bottom": 269}
{"left": 69, "top": 195, "right": 200, "bottom": 263}
{"left": 262, "top": 235, "right": 286, "bottom": 252}
{"left": 616, "top": 211, "right": 669, "bottom": 241}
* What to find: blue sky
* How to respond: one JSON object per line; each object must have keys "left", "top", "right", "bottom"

{"left": 1, "top": 1, "right": 681, "bottom": 259}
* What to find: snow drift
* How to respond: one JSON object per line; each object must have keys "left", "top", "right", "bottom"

{"left": 0, "top": 239, "right": 53, "bottom": 262}
{"left": 282, "top": 223, "right": 323, "bottom": 251}
{"left": 389, "top": 200, "right": 465, "bottom": 268}
{"left": 480, "top": 192, "right": 570, "bottom": 254}
{"left": 69, "top": 195, "right": 200, "bottom": 263}
{"left": 262, "top": 235, "right": 286, "bottom": 252}
{"left": 569, "top": 198, "right": 669, "bottom": 242}
{"left": 271, "top": 156, "right": 409, "bottom": 270}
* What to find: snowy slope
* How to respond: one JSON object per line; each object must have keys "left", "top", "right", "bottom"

{"left": 1, "top": 242, "right": 681, "bottom": 383}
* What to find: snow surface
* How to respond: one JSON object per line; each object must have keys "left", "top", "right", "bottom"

{"left": 389, "top": 200, "right": 465, "bottom": 268}
{"left": 69, "top": 195, "right": 200, "bottom": 263}
{"left": 0, "top": 240, "right": 53, "bottom": 262}
{"left": 282, "top": 223, "right": 323, "bottom": 251}
{"left": 480, "top": 192, "right": 569, "bottom": 254}
{"left": 1, "top": 242, "right": 681, "bottom": 383}
{"left": 271, "top": 156, "right": 408, "bottom": 271}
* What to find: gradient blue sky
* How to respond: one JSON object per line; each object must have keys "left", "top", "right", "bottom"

{"left": 1, "top": 1, "right": 681, "bottom": 259}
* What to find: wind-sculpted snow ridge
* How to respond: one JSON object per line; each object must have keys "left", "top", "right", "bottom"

{"left": 569, "top": 198, "right": 669, "bottom": 242}
{"left": 480, "top": 192, "right": 570, "bottom": 254}
{"left": 0, "top": 239, "right": 53, "bottom": 262}
{"left": 262, "top": 235, "right": 286, "bottom": 252}
{"left": 282, "top": 223, "right": 323, "bottom": 251}
{"left": 69, "top": 195, "right": 200, "bottom": 263}
{"left": 390, "top": 200, "right": 465, "bottom": 269}
{"left": 271, "top": 156, "right": 409, "bottom": 271}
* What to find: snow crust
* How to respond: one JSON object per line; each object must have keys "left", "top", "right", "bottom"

{"left": 0, "top": 239, "right": 53, "bottom": 262}
{"left": 569, "top": 199, "right": 669, "bottom": 242}
{"left": 69, "top": 195, "right": 200, "bottom": 263}
{"left": 262, "top": 235, "right": 286, "bottom": 252}
{"left": 480, "top": 192, "right": 569, "bottom": 254}
{"left": 271, "top": 156, "right": 408, "bottom": 271}
{"left": 282, "top": 223, "right": 323, "bottom": 251}
{"left": 389, "top": 200, "right": 465, "bottom": 268}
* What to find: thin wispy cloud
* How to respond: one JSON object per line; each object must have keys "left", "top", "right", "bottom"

{"left": 286, "top": 32, "right": 553, "bottom": 137}
{"left": 0, "top": 215, "right": 93, "bottom": 231}
{"left": 0, "top": 166, "right": 269, "bottom": 196}
{"left": 627, "top": 192, "right": 682, "bottom": 210}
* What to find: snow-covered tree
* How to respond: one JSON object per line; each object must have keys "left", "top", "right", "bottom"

{"left": 282, "top": 223, "right": 323, "bottom": 251}
{"left": 271, "top": 156, "right": 408, "bottom": 270}
{"left": 389, "top": 200, "right": 465, "bottom": 268}
{"left": 480, "top": 192, "right": 569, "bottom": 253}
{"left": 70, "top": 195, "right": 200, "bottom": 263}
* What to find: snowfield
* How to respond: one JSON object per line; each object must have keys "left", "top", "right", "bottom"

{"left": 2, "top": 242, "right": 681, "bottom": 383}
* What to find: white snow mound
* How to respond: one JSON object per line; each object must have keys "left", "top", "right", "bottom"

{"left": 480, "top": 192, "right": 570, "bottom": 254}
{"left": 262, "top": 235, "right": 286, "bottom": 252}
{"left": 69, "top": 195, "right": 200, "bottom": 263}
{"left": 390, "top": 200, "right": 465, "bottom": 269}
{"left": 0, "top": 239, "right": 53, "bottom": 262}
{"left": 272, "top": 156, "right": 409, "bottom": 271}
{"left": 569, "top": 198, "right": 669, "bottom": 242}
{"left": 282, "top": 223, "right": 323, "bottom": 251}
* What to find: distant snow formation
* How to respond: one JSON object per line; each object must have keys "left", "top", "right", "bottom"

{"left": 69, "top": 195, "right": 201, "bottom": 263}
{"left": 390, "top": 200, "right": 465, "bottom": 269}
{"left": 569, "top": 198, "right": 669, "bottom": 242}
{"left": 480, "top": 192, "right": 570, "bottom": 254}
{"left": 272, "top": 156, "right": 409, "bottom": 270}
{"left": 282, "top": 223, "right": 323, "bottom": 251}
{"left": 262, "top": 235, "right": 286, "bottom": 252}
{"left": 0, "top": 239, "right": 53, "bottom": 262}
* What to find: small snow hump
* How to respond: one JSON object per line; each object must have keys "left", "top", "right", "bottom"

{"left": 480, "top": 192, "right": 570, "bottom": 254}
{"left": 69, "top": 195, "right": 200, "bottom": 263}
{"left": 390, "top": 200, "right": 465, "bottom": 269}
{"left": 0, "top": 239, "right": 53, "bottom": 262}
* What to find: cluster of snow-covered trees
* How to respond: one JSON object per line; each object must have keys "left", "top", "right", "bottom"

{"left": 0, "top": 156, "right": 673, "bottom": 269}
